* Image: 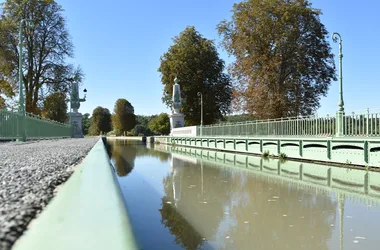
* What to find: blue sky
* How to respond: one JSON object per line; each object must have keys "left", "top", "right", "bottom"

{"left": 59, "top": 0, "right": 380, "bottom": 117}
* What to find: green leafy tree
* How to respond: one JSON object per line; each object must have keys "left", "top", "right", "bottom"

{"left": 112, "top": 98, "right": 136, "bottom": 136}
{"left": 148, "top": 113, "right": 170, "bottom": 135}
{"left": 0, "top": 0, "right": 83, "bottom": 114}
{"left": 218, "top": 0, "right": 336, "bottom": 119}
{"left": 136, "top": 115, "right": 152, "bottom": 128}
{"left": 131, "top": 115, "right": 154, "bottom": 136}
{"left": 89, "top": 106, "right": 111, "bottom": 135}
{"left": 131, "top": 124, "right": 149, "bottom": 136}
{"left": 158, "top": 26, "right": 232, "bottom": 126}
{"left": 82, "top": 113, "right": 91, "bottom": 135}
{"left": 42, "top": 92, "right": 67, "bottom": 123}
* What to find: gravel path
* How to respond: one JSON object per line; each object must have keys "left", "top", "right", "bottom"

{"left": 0, "top": 138, "right": 98, "bottom": 250}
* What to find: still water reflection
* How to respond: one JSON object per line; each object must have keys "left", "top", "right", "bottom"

{"left": 107, "top": 140, "right": 380, "bottom": 250}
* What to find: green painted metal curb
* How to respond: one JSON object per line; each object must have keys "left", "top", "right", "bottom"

{"left": 12, "top": 139, "right": 139, "bottom": 250}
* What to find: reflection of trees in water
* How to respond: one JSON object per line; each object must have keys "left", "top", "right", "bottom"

{"left": 219, "top": 169, "right": 338, "bottom": 250}
{"left": 107, "top": 140, "right": 171, "bottom": 177}
{"left": 103, "top": 138, "right": 113, "bottom": 157}
{"left": 111, "top": 143, "right": 137, "bottom": 177}
{"left": 161, "top": 157, "right": 338, "bottom": 250}
{"left": 159, "top": 194, "right": 204, "bottom": 250}
{"left": 160, "top": 160, "right": 234, "bottom": 247}
{"left": 135, "top": 146, "right": 171, "bottom": 162}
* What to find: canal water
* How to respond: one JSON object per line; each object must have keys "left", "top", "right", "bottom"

{"left": 107, "top": 139, "right": 380, "bottom": 250}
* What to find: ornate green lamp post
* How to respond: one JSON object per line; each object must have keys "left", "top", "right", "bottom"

{"left": 332, "top": 32, "right": 345, "bottom": 136}
{"left": 197, "top": 92, "right": 203, "bottom": 137}
{"left": 18, "top": 19, "right": 33, "bottom": 142}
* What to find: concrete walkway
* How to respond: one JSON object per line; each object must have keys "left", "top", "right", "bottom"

{"left": 0, "top": 138, "right": 98, "bottom": 250}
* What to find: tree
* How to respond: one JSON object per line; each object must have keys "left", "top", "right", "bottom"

{"left": 112, "top": 98, "right": 136, "bottom": 136}
{"left": 218, "top": 0, "right": 336, "bottom": 119}
{"left": 82, "top": 113, "right": 91, "bottom": 135}
{"left": 0, "top": 72, "right": 15, "bottom": 109}
{"left": 148, "top": 113, "right": 170, "bottom": 135}
{"left": 0, "top": 0, "right": 83, "bottom": 114}
{"left": 136, "top": 115, "right": 151, "bottom": 128}
{"left": 158, "top": 26, "right": 232, "bottom": 126}
{"left": 131, "top": 115, "right": 154, "bottom": 136}
{"left": 88, "top": 106, "right": 111, "bottom": 135}
{"left": 42, "top": 92, "right": 67, "bottom": 123}
{"left": 131, "top": 124, "right": 149, "bottom": 136}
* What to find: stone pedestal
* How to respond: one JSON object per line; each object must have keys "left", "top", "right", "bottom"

{"left": 170, "top": 113, "right": 185, "bottom": 131}
{"left": 69, "top": 112, "right": 84, "bottom": 138}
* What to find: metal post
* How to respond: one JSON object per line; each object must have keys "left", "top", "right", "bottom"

{"left": 315, "top": 113, "right": 318, "bottom": 135}
{"left": 367, "top": 108, "right": 370, "bottom": 136}
{"left": 326, "top": 114, "right": 330, "bottom": 135}
{"left": 332, "top": 32, "right": 345, "bottom": 136}
{"left": 352, "top": 112, "right": 355, "bottom": 135}
{"left": 18, "top": 19, "right": 32, "bottom": 142}
{"left": 197, "top": 92, "right": 203, "bottom": 137}
{"left": 246, "top": 121, "right": 248, "bottom": 137}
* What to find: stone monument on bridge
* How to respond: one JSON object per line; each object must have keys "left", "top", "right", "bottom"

{"left": 169, "top": 77, "right": 185, "bottom": 134}
{"left": 68, "top": 81, "right": 87, "bottom": 138}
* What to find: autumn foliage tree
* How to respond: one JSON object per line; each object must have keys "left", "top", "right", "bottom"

{"left": 0, "top": 0, "right": 83, "bottom": 114}
{"left": 42, "top": 92, "right": 67, "bottom": 123}
{"left": 218, "top": 0, "right": 336, "bottom": 119}
{"left": 158, "top": 26, "right": 232, "bottom": 125}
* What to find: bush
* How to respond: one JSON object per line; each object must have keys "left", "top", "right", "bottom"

{"left": 262, "top": 150, "right": 270, "bottom": 157}
{"left": 279, "top": 152, "right": 287, "bottom": 160}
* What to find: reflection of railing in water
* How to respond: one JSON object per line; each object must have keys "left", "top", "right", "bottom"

{"left": 156, "top": 144, "right": 380, "bottom": 206}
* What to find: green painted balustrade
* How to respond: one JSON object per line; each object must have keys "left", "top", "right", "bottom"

{"left": 197, "top": 109, "right": 380, "bottom": 137}
{"left": 0, "top": 109, "right": 71, "bottom": 140}
{"left": 0, "top": 109, "right": 20, "bottom": 139}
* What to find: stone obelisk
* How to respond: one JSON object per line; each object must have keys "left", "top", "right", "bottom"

{"left": 169, "top": 77, "right": 185, "bottom": 134}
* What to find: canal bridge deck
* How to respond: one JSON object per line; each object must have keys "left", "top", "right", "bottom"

{"left": 156, "top": 135, "right": 380, "bottom": 167}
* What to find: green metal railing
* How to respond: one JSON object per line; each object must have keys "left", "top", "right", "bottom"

{"left": 0, "top": 109, "right": 20, "bottom": 139}
{"left": 344, "top": 110, "right": 380, "bottom": 136}
{"left": 196, "top": 109, "right": 380, "bottom": 137}
{"left": 1, "top": 109, "right": 71, "bottom": 140}
{"left": 198, "top": 114, "right": 336, "bottom": 137}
